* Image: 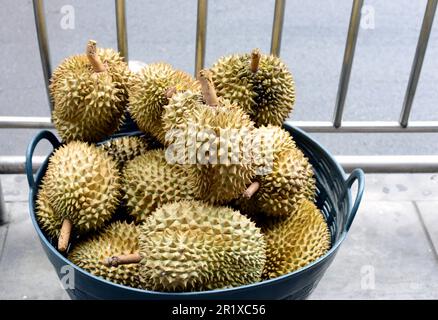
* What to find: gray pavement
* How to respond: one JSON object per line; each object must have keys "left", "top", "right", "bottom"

{"left": 1, "top": 0, "right": 438, "bottom": 157}
{"left": 0, "top": 173, "right": 438, "bottom": 299}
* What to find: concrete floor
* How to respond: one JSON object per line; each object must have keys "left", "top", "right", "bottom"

{"left": 1, "top": 0, "right": 438, "bottom": 157}
{"left": 0, "top": 173, "right": 437, "bottom": 300}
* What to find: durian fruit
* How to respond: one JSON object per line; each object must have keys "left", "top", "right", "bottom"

{"left": 256, "top": 147, "right": 316, "bottom": 217}
{"left": 250, "top": 124, "right": 296, "bottom": 175}
{"left": 69, "top": 221, "right": 140, "bottom": 288}
{"left": 122, "top": 149, "right": 203, "bottom": 223}
{"left": 239, "top": 125, "right": 316, "bottom": 217}
{"left": 211, "top": 48, "right": 295, "bottom": 127}
{"left": 163, "top": 70, "right": 256, "bottom": 203}
{"left": 162, "top": 90, "right": 204, "bottom": 135}
{"left": 99, "top": 135, "right": 149, "bottom": 169}
{"left": 262, "top": 199, "right": 330, "bottom": 279}
{"left": 43, "top": 141, "right": 121, "bottom": 251}
{"left": 50, "top": 40, "right": 131, "bottom": 142}
{"left": 35, "top": 177, "right": 62, "bottom": 239}
{"left": 103, "top": 200, "right": 266, "bottom": 292}
{"left": 128, "top": 63, "right": 200, "bottom": 144}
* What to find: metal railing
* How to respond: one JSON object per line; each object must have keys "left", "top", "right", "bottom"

{"left": 333, "top": 0, "right": 363, "bottom": 128}
{"left": 1, "top": 0, "right": 438, "bottom": 174}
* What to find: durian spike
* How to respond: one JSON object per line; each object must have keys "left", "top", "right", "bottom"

{"left": 242, "top": 181, "right": 260, "bottom": 199}
{"left": 198, "top": 69, "right": 219, "bottom": 107}
{"left": 250, "top": 48, "right": 261, "bottom": 73}
{"left": 102, "top": 252, "right": 142, "bottom": 267}
{"left": 58, "top": 219, "right": 73, "bottom": 252}
{"left": 165, "top": 86, "right": 177, "bottom": 99}
{"left": 86, "top": 40, "right": 106, "bottom": 73}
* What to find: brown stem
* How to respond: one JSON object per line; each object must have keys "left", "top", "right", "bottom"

{"left": 198, "top": 69, "right": 219, "bottom": 107}
{"left": 58, "top": 219, "right": 73, "bottom": 252}
{"left": 86, "top": 40, "right": 106, "bottom": 73}
{"left": 250, "top": 48, "right": 261, "bottom": 73}
{"left": 101, "top": 252, "right": 142, "bottom": 267}
{"left": 242, "top": 181, "right": 260, "bottom": 199}
{"left": 165, "top": 86, "right": 177, "bottom": 99}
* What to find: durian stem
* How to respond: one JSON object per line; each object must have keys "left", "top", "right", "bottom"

{"left": 58, "top": 219, "right": 73, "bottom": 252}
{"left": 198, "top": 69, "right": 219, "bottom": 107}
{"left": 250, "top": 48, "right": 261, "bottom": 73}
{"left": 242, "top": 181, "right": 260, "bottom": 199}
{"left": 86, "top": 40, "right": 106, "bottom": 73}
{"left": 165, "top": 86, "right": 177, "bottom": 99}
{"left": 102, "top": 252, "right": 142, "bottom": 267}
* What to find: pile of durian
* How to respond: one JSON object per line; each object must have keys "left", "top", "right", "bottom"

{"left": 36, "top": 40, "right": 331, "bottom": 292}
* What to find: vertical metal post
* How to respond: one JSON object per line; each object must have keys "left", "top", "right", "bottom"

{"left": 115, "top": 0, "right": 129, "bottom": 61}
{"left": 0, "top": 180, "right": 6, "bottom": 225}
{"left": 32, "top": 0, "right": 52, "bottom": 112}
{"left": 270, "top": 0, "right": 286, "bottom": 57}
{"left": 195, "top": 0, "right": 208, "bottom": 77}
{"left": 333, "top": 0, "right": 363, "bottom": 128}
{"left": 399, "top": 0, "right": 437, "bottom": 127}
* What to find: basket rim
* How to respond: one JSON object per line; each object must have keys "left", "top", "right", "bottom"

{"left": 28, "top": 124, "right": 352, "bottom": 297}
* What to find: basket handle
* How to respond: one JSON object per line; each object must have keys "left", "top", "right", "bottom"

{"left": 344, "top": 168, "right": 365, "bottom": 232}
{"left": 25, "top": 130, "right": 60, "bottom": 189}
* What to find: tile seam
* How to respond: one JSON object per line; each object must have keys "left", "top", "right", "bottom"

{"left": 413, "top": 201, "right": 438, "bottom": 263}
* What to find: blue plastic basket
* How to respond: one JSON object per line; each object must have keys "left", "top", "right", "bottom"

{"left": 26, "top": 123, "right": 364, "bottom": 300}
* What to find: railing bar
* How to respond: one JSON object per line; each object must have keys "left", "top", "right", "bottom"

{"left": 0, "top": 156, "right": 46, "bottom": 174}
{"left": 3, "top": 117, "right": 438, "bottom": 132}
{"left": 333, "top": 0, "right": 363, "bottom": 128}
{"left": 337, "top": 155, "right": 438, "bottom": 173}
{"left": 399, "top": 0, "right": 437, "bottom": 127}
{"left": 115, "top": 0, "right": 128, "bottom": 60}
{"left": 32, "top": 0, "right": 52, "bottom": 112}
{"left": 195, "top": 0, "right": 208, "bottom": 77}
{"left": 270, "top": 0, "right": 286, "bottom": 57}
{"left": 2, "top": 155, "right": 438, "bottom": 174}
{"left": 0, "top": 117, "right": 54, "bottom": 129}
{"left": 287, "top": 120, "right": 438, "bottom": 133}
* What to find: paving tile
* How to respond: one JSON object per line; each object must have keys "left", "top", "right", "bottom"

{"left": 364, "top": 174, "right": 438, "bottom": 202}
{"left": 1, "top": 175, "right": 29, "bottom": 203}
{"left": 6, "top": 200, "right": 30, "bottom": 224}
{"left": 0, "top": 202, "right": 69, "bottom": 300}
{"left": 310, "top": 201, "right": 438, "bottom": 300}
{"left": 415, "top": 201, "right": 438, "bottom": 258}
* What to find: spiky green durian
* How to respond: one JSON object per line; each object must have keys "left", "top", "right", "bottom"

{"left": 251, "top": 125, "right": 297, "bottom": 174}
{"left": 99, "top": 135, "right": 149, "bottom": 169}
{"left": 237, "top": 126, "right": 316, "bottom": 217}
{"left": 69, "top": 221, "right": 140, "bottom": 288}
{"left": 138, "top": 200, "right": 266, "bottom": 292}
{"left": 43, "top": 141, "right": 121, "bottom": 235}
{"left": 256, "top": 147, "right": 316, "bottom": 217}
{"left": 128, "top": 63, "right": 200, "bottom": 144}
{"left": 162, "top": 90, "right": 203, "bottom": 135}
{"left": 211, "top": 49, "right": 295, "bottom": 127}
{"left": 50, "top": 40, "right": 131, "bottom": 142}
{"left": 122, "top": 149, "right": 203, "bottom": 223}
{"left": 35, "top": 177, "right": 63, "bottom": 239}
{"left": 163, "top": 72, "right": 256, "bottom": 203}
{"left": 262, "top": 199, "right": 330, "bottom": 279}
{"left": 191, "top": 101, "right": 256, "bottom": 203}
